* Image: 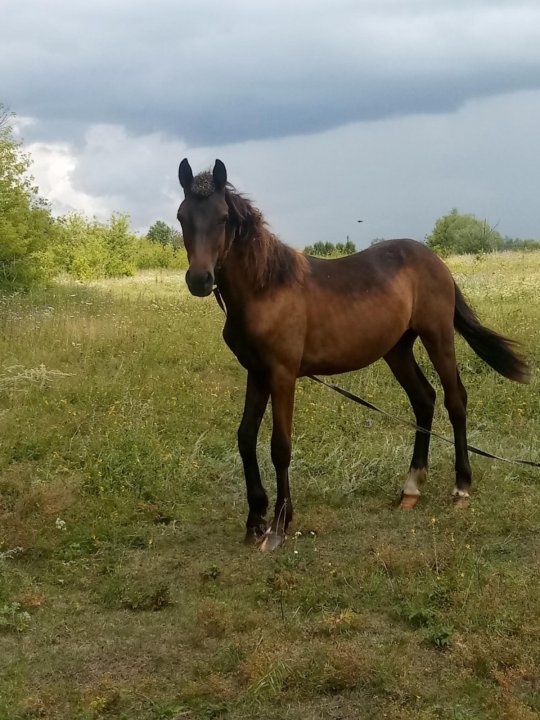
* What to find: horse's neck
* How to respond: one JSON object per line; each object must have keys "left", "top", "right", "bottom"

{"left": 216, "top": 242, "right": 254, "bottom": 313}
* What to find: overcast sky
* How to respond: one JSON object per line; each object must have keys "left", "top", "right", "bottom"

{"left": 2, "top": 0, "right": 540, "bottom": 247}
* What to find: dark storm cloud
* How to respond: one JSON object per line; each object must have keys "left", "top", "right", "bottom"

{"left": 2, "top": 0, "right": 540, "bottom": 145}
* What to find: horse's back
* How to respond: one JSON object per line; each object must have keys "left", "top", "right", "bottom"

{"left": 306, "top": 239, "right": 449, "bottom": 293}
{"left": 299, "top": 239, "right": 455, "bottom": 374}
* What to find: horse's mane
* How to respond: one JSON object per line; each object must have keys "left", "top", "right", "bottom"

{"left": 225, "top": 186, "right": 307, "bottom": 291}
{"left": 191, "top": 172, "right": 306, "bottom": 291}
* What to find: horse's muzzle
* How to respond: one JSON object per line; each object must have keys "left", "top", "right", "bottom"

{"left": 185, "top": 269, "right": 214, "bottom": 297}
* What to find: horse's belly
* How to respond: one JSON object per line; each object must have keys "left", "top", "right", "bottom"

{"left": 300, "top": 299, "right": 409, "bottom": 375}
{"left": 299, "top": 335, "right": 400, "bottom": 375}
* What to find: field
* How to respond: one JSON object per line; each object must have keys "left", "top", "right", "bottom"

{"left": 0, "top": 252, "right": 539, "bottom": 720}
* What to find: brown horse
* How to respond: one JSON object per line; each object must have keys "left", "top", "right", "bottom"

{"left": 177, "top": 159, "right": 530, "bottom": 551}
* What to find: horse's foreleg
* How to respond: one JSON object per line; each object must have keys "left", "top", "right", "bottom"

{"left": 238, "top": 372, "right": 270, "bottom": 543}
{"left": 260, "top": 368, "right": 295, "bottom": 552}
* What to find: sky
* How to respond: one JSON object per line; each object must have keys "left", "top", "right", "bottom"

{"left": 2, "top": 0, "right": 540, "bottom": 248}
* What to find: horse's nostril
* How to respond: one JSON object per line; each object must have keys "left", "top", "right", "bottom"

{"left": 185, "top": 268, "right": 214, "bottom": 296}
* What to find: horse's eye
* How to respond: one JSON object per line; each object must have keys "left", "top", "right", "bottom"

{"left": 219, "top": 216, "right": 228, "bottom": 224}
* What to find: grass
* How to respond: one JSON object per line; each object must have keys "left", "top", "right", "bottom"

{"left": 0, "top": 256, "right": 539, "bottom": 720}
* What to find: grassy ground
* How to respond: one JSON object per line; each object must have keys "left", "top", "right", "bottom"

{"left": 0, "top": 254, "right": 539, "bottom": 720}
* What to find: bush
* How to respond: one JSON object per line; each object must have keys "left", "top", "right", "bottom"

{"left": 52, "top": 212, "right": 187, "bottom": 280}
{"left": 135, "top": 237, "right": 187, "bottom": 270}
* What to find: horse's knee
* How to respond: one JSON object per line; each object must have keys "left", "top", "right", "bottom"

{"left": 418, "top": 387, "right": 436, "bottom": 417}
{"left": 443, "top": 387, "right": 466, "bottom": 422}
{"left": 458, "top": 379, "right": 467, "bottom": 407}
{"left": 425, "top": 382, "right": 437, "bottom": 407}
{"left": 410, "top": 384, "right": 435, "bottom": 425}
{"left": 238, "top": 421, "right": 258, "bottom": 459}
{"left": 271, "top": 432, "right": 291, "bottom": 471}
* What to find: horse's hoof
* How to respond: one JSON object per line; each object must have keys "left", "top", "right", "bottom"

{"left": 244, "top": 526, "right": 266, "bottom": 545}
{"left": 400, "top": 494, "right": 419, "bottom": 510}
{"left": 453, "top": 495, "right": 470, "bottom": 510}
{"left": 259, "top": 530, "right": 285, "bottom": 552}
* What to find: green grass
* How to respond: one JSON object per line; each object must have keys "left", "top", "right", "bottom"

{"left": 0, "top": 256, "right": 539, "bottom": 720}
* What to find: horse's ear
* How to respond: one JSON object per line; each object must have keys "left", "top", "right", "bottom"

{"left": 213, "top": 159, "right": 227, "bottom": 192}
{"left": 178, "top": 158, "right": 193, "bottom": 194}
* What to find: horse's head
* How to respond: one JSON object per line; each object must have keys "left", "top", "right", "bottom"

{"left": 177, "top": 158, "right": 231, "bottom": 297}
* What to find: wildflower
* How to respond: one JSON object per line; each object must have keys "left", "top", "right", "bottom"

{"left": 465, "top": 543, "right": 471, "bottom": 550}
{"left": 55, "top": 518, "right": 66, "bottom": 531}
{"left": 294, "top": 531, "right": 302, "bottom": 538}
{"left": 431, "top": 516, "right": 437, "bottom": 525}
{"left": 411, "top": 527, "right": 416, "bottom": 534}
{"left": 294, "top": 550, "right": 299, "bottom": 555}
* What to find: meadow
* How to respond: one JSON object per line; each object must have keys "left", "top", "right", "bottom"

{"left": 0, "top": 251, "right": 539, "bottom": 720}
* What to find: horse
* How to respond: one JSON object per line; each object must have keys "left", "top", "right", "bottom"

{"left": 177, "top": 158, "right": 530, "bottom": 551}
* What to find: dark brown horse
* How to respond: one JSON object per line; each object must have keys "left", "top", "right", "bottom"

{"left": 177, "top": 159, "right": 530, "bottom": 551}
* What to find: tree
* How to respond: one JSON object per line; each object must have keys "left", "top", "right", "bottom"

{"left": 426, "top": 209, "right": 503, "bottom": 256}
{"left": 103, "top": 214, "right": 137, "bottom": 276}
{"left": 0, "top": 105, "right": 57, "bottom": 290}
{"left": 343, "top": 239, "right": 356, "bottom": 254}
{"left": 147, "top": 220, "right": 183, "bottom": 248}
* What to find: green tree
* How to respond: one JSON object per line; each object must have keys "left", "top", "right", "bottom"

{"left": 147, "top": 220, "right": 183, "bottom": 248}
{"left": 426, "top": 209, "right": 503, "bottom": 257}
{"left": 103, "top": 214, "right": 137, "bottom": 277}
{"left": 0, "top": 106, "right": 57, "bottom": 290}
{"left": 344, "top": 239, "right": 356, "bottom": 254}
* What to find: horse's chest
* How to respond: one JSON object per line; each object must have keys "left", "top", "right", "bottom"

{"left": 223, "top": 319, "right": 261, "bottom": 371}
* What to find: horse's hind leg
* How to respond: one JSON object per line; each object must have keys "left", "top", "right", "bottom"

{"left": 420, "top": 329, "right": 472, "bottom": 507}
{"left": 384, "top": 331, "right": 436, "bottom": 509}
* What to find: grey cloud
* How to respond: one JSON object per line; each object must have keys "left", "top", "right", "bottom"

{"left": 32, "top": 90, "right": 540, "bottom": 246}
{"left": 2, "top": 0, "right": 540, "bottom": 145}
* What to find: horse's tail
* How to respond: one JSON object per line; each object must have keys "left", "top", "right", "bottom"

{"left": 453, "top": 283, "right": 530, "bottom": 383}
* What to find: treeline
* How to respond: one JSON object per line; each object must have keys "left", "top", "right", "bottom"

{"left": 304, "top": 239, "right": 356, "bottom": 257}
{"left": 306, "top": 210, "right": 540, "bottom": 258}
{"left": 0, "top": 107, "right": 186, "bottom": 292}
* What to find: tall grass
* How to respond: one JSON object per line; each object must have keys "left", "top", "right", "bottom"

{"left": 0, "top": 253, "right": 539, "bottom": 720}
